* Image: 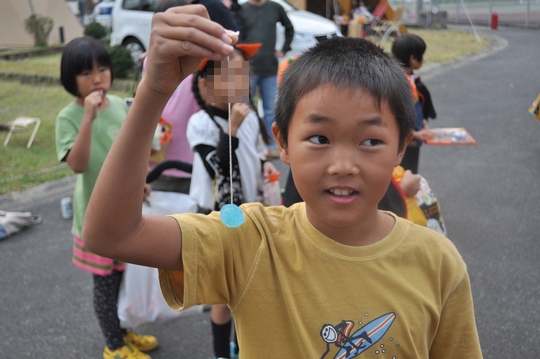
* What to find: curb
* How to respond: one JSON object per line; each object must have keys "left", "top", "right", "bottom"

{"left": 417, "top": 25, "right": 508, "bottom": 80}
{"left": 0, "top": 175, "right": 76, "bottom": 212}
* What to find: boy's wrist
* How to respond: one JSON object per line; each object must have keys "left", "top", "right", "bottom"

{"left": 134, "top": 79, "right": 175, "bottom": 116}
{"left": 138, "top": 77, "right": 177, "bottom": 102}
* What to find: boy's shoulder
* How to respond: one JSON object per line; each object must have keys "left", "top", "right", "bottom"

{"left": 397, "top": 216, "right": 467, "bottom": 275}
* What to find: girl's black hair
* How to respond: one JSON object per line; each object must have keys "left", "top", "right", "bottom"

{"left": 391, "top": 33, "right": 427, "bottom": 68}
{"left": 191, "top": 50, "right": 272, "bottom": 145}
{"left": 60, "top": 36, "right": 113, "bottom": 97}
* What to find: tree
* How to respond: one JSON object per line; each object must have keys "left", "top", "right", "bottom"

{"left": 24, "top": 14, "right": 54, "bottom": 47}
{"left": 108, "top": 45, "right": 135, "bottom": 79}
{"left": 84, "top": 22, "right": 107, "bottom": 40}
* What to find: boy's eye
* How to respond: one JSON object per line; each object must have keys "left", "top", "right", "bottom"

{"left": 308, "top": 135, "right": 330, "bottom": 145}
{"left": 100, "top": 67, "right": 110, "bottom": 74}
{"left": 362, "top": 139, "right": 382, "bottom": 146}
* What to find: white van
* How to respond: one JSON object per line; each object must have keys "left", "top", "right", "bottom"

{"left": 110, "top": 0, "right": 341, "bottom": 61}
{"left": 90, "top": 0, "right": 115, "bottom": 29}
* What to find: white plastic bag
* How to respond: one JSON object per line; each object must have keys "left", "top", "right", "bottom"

{"left": 118, "top": 190, "right": 200, "bottom": 328}
{"left": 0, "top": 210, "right": 42, "bottom": 240}
{"left": 141, "top": 190, "right": 198, "bottom": 217}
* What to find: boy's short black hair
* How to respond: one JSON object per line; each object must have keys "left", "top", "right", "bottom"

{"left": 275, "top": 37, "right": 416, "bottom": 151}
{"left": 391, "top": 33, "right": 426, "bottom": 68}
{"left": 60, "top": 36, "right": 113, "bottom": 97}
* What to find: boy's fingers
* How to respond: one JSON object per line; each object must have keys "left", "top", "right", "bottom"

{"left": 165, "top": 5, "right": 238, "bottom": 43}
{"left": 152, "top": 5, "right": 235, "bottom": 59}
{"left": 225, "top": 30, "right": 239, "bottom": 44}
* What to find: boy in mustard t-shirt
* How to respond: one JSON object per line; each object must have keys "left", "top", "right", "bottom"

{"left": 84, "top": 5, "right": 482, "bottom": 358}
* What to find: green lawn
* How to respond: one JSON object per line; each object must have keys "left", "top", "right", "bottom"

{"left": 0, "top": 29, "right": 489, "bottom": 196}
{"left": 0, "top": 82, "right": 131, "bottom": 195}
{"left": 0, "top": 54, "right": 62, "bottom": 77}
{"left": 409, "top": 29, "right": 489, "bottom": 64}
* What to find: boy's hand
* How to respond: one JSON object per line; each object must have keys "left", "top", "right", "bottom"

{"left": 144, "top": 5, "right": 238, "bottom": 96}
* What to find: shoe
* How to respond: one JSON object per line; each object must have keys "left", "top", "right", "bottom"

{"left": 124, "top": 331, "right": 158, "bottom": 352}
{"left": 103, "top": 343, "right": 151, "bottom": 359}
{"left": 267, "top": 149, "right": 279, "bottom": 158}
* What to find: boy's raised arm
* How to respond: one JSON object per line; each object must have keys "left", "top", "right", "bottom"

{"left": 83, "top": 5, "right": 237, "bottom": 270}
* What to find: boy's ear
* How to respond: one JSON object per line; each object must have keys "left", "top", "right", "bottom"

{"left": 272, "top": 123, "right": 290, "bottom": 165}
{"left": 395, "top": 132, "right": 414, "bottom": 166}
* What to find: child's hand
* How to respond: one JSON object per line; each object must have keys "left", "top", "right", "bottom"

{"left": 83, "top": 90, "right": 104, "bottom": 121}
{"left": 144, "top": 5, "right": 238, "bottom": 96}
{"left": 400, "top": 169, "right": 421, "bottom": 196}
{"left": 413, "top": 129, "right": 430, "bottom": 142}
{"left": 228, "top": 103, "right": 251, "bottom": 136}
{"left": 143, "top": 184, "right": 152, "bottom": 205}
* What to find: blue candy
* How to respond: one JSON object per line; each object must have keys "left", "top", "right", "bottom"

{"left": 220, "top": 204, "right": 245, "bottom": 228}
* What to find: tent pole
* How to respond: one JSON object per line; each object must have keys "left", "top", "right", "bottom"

{"left": 489, "top": 0, "right": 492, "bottom": 27}
{"left": 526, "top": 0, "right": 530, "bottom": 27}
{"left": 327, "top": 0, "right": 331, "bottom": 19}
{"left": 459, "top": 0, "right": 482, "bottom": 45}
{"left": 27, "top": 0, "right": 35, "bottom": 14}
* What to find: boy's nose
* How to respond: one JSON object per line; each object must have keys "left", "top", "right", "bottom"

{"left": 327, "top": 146, "right": 360, "bottom": 176}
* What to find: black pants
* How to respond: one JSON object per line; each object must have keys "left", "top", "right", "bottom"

{"left": 93, "top": 270, "right": 127, "bottom": 350}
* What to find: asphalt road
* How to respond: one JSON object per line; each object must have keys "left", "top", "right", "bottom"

{"left": 1, "top": 25, "right": 539, "bottom": 358}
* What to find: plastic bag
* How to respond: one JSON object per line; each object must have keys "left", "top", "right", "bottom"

{"left": 117, "top": 190, "right": 200, "bottom": 328}
{"left": 0, "top": 210, "right": 42, "bottom": 240}
{"left": 407, "top": 176, "right": 447, "bottom": 236}
{"left": 141, "top": 190, "right": 198, "bottom": 217}
{"left": 118, "top": 263, "right": 203, "bottom": 328}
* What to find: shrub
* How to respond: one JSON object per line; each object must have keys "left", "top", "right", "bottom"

{"left": 24, "top": 14, "right": 54, "bottom": 47}
{"left": 84, "top": 22, "right": 107, "bottom": 40}
{"left": 108, "top": 45, "right": 135, "bottom": 79}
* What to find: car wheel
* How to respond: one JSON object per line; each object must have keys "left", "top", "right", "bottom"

{"left": 123, "top": 38, "right": 145, "bottom": 63}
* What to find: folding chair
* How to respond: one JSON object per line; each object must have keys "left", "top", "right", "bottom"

{"left": 369, "top": 1, "right": 389, "bottom": 26}
{"left": 371, "top": 6, "right": 405, "bottom": 45}
{"left": 356, "top": 1, "right": 388, "bottom": 39}
{"left": 3, "top": 117, "right": 41, "bottom": 149}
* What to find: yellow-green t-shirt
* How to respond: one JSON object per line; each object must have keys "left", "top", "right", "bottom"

{"left": 160, "top": 202, "right": 482, "bottom": 358}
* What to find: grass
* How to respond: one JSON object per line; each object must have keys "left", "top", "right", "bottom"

{"left": 0, "top": 54, "right": 62, "bottom": 77}
{"left": 0, "top": 28, "right": 489, "bottom": 196}
{"left": 0, "top": 82, "right": 131, "bottom": 195}
{"left": 408, "top": 28, "right": 490, "bottom": 64}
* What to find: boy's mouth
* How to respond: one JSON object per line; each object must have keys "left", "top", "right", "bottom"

{"left": 328, "top": 188, "right": 355, "bottom": 197}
